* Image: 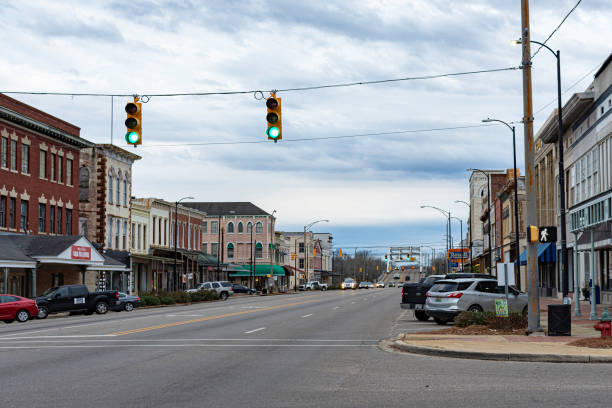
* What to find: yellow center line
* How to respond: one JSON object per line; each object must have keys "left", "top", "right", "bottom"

{"left": 111, "top": 296, "right": 323, "bottom": 336}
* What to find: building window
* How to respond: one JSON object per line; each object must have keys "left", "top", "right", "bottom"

{"left": 7, "top": 198, "right": 15, "bottom": 229}
{"left": 0, "top": 196, "right": 5, "bottom": 228}
{"left": 108, "top": 217, "right": 113, "bottom": 247}
{"left": 57, "top": 156, "right": 63, "bottom": 183}
{"left": 20, "top": 200, "right": 27, "bottom": 232}
{"left": 39, "top": 150, "right": 46, "bottom": 178}
{"left": 21, "top": 145, "right": 29, "bottom": 174}
{"left": 143, "top": 225, "right": 147, "bottom": 248}
{"left": 256, "top": 222, "right": 263, "bottom": 234}
{"left": 1, "top": 137, "right": 7, "bottom": 168}
{"left": 123, "top": 220, "right": 127, "bottom": 250}
{"left": 238, "top": 222, "right": 243, "bottom": 233}
{"left": 66, "top": 159, "right": 73, "bottom": 186}
{"left": 115, "top": 219, "right": 120, "bottom": 248}
{"left": 255, "top": 242, "right": 263, "bottom": 259}
{"left": 211, "top": 243, "right": 218, "bottom": 257}
{"left": 116, "top": 174, "right": 120, "bottom": 204}
{"left": 227, "top": 243, "right": 235, "bottom": 259}
{"left": 227, "top": 222, "right": 234, "bottom": 233}
{"left": 202, "top": 221, "right": 207, "bottom": 234}
{"left": 38, "top": 203, "right": 45, "bottom": 232}
{"left": 123, "top": 178, "right": 127, "bottom": 206}
{"left": 299, "top": 242, "right": 304, "bottom": 253}
{"left": 57, "top": 207, "right": 62, "bottom": 235}
{"left": 211, "top": 221, "right": 219, "bottom": 234}
{"left": 10, "top": 140, "right": 17, "bottom": 171}
{"left": 181, "top": 223, "right": 184, "bottom": 248}
{"left": 202, "top": 243, "right": 207, "bottom": 253}
{"left": 247, "top": 222, "right": 252, "bottom": 233}
{"left": 49, "top": 205, "right": 55, "bottom": 234}
{"left": 108, "top": 173, "right": 113, "bottom": 203}
{"left": 50, "top": 153, "right": 55, "bottom": 180}
{"left": 66, "top": 209, "right": 72, "bottom": 234}
{"left": 299, "top": 258, "right": 304, "bottom": 269}
{"left": 131, "top": 223, "right": 136, "bottom": 249}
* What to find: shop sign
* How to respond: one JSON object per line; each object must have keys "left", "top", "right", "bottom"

{"left": 71, "top": 245, "right": 91, "bottom": 260}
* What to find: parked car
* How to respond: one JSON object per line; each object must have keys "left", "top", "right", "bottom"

{"left": 444, "top": 273, "right": 496, "bottom": 280}
{"left": 35, "top": 285, "right": 119, "bottom": 319}
{"left": 388, "top": 282, "right": 396, "bottom": 287}
{"left": 1, "top": 294, "right": 38, "bottom": 323}
{"left": 305, "top": 281, "right": 328, "bottom": 291}
{"left": 187, "top": 281, "right": 234, "bottom": 300}
{"left": 341, "top": 278, "right": 358, "bottom": 290}
{"left": 112, "top": 292, "right": 141, "bottom": 312}
{"left": 400, "top": 274, "right": 447, "bottom": 321}
{"left": 376, "top": 281, "right": 385, "bottom": 288}
{"left": 367, "top": 282, "right": 375, "bottom": 289}
{"left": 393, "top": 273, "right": 400, "bottom": 280}
{"left": 232, "top": 284, "right": 256, "bottom": 294}
{"left": 425, "top": 278, "right": 528, "bottom": 325}
{"left": 359, "top": 281, "right": 369, "bottom": 289}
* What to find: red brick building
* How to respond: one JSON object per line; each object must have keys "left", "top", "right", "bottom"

{"left": 0, "top": 94, "right": 91, "bottom": 235}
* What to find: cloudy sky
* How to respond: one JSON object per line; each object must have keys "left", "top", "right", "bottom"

{"left": 1, "top": 0, "right": 610, "bottom": 254}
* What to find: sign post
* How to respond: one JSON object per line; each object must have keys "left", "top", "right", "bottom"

{"left": 497, "top": 262, "right": 515, "bottom": 310}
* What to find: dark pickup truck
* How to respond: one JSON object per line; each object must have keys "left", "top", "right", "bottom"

{"left": 401, "top": 273, "right": 496, "bottom": 321}
{"left": 36, "top": 284, "right": 120, "bottom": 319}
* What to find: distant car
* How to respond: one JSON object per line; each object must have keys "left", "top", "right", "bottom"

{"left": 187, "top": 281, "right": 233, "bottom": 300}
{"left": 367, "top": 282, "right": 375, "bottom": 289}
{"left": 1, "top": 294, "right": 38, "bottom": 323}
{"left": 444, "top": 273, "right": 496, "bottom": 280}
{"left": 376, "top": 281, "right": 385, "bottom": 288}
{"left": 341, "top": 278, "right": 358, "bottom": 290}
{"left": 112, "top": 292, "right": 141, "bottom": 312}
{"left": 359, "top": 282, "right": 369, "bottom": 289}
{"left": 388, "top": 282, "right": 396, "bottom": 287}
{"left": 393, "top": 273, "right": 400, "bottom": 280}
{"left": 232, "top": 284, "right": 256, "bottom": 294}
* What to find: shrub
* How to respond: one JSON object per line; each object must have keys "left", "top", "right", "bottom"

{"left": 142, "top": 296, "right": 161, "bottom": 306}
{"left": 160, "top": 296, "right": 176, "bottom": 305}
{"left": 170, "top": 291, "right": 191, "bottom": 303}
{"left": 488, "top": 312, "right": 527, "bottom": 331}
{"left": 454, "top": 311, "right": 494, "bottom": 327}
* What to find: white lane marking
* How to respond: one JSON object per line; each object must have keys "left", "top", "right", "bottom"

{"left": 240, "top": 306, "right": 264, "bottom": 309}
{"left": 333, "top": 306, "right": 339, "bottom": 310}
{"left": 351, "top": 302, "right": 356, "bottom": 304}
{"left": 165, "top": 314, "right": 205, "bottom": 317}
{"left": 0, "top": 335, "right": 117, "bottom": 340}
{"left": 301, "top": 314, "right": 313, "bottom": 318}
{"left": 0, "top": 338, "right": 380, "bottom": 343}
{"left": 244, "top": 327, "right": 266, "bottom": 334}
{"left": 0, "top": 344, "right": 378, "bottom": 349}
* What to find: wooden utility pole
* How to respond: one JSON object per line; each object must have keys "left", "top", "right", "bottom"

{"left": 521, "top": 0, "right": 541, "bottom": 333}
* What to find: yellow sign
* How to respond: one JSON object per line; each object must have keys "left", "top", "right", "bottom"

{"left": 339, "top": 249, "right": 343, "bottom": 258}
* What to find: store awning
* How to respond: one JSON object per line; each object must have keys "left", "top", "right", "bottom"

{"left": 229, "top": 264, "right": 286, "bottom": 277}
{"left": 518, "top": 243, "right": 556, "bottom": 266}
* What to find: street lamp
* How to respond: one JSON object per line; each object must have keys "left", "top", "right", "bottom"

{"left": 514, "top": 39, "right": 569, "bottom": 303}
{"left": 450, "top": 216, "right": 464, "bottom": 272}
{"left": 482, "top": 117, "right": 521, "bottom": 288}
{"left": 174, "top": 196, "right": 194, "bottom": 291}
{"left": 303, "top": 219, "right": 329, "bottom": 284}
{"left": 454, "top": 200, "right": 473, "bottom": 272}
{"left": 466, "top": 168, "right": 493, "bottom": 275}
{"left": 420, "top": 205, "right": 451, "bottom": 274}
{"left": 420, "top": 245, "right": 437, "bottom": 274}
{"left": 269, "top": 210, "right": 276, "bottom": 292}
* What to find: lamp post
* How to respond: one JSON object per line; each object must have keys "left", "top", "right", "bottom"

{"left": 454, "top": 200, "right": 473, "bottom": 272}
{"left": 451, "top": 216, "right": 464, "bottom": 272}
{"left": 421, "top": 245, "right": 436, "bottom": 274}
{"left": 514, "top": 38, "right": 568, "bottom": 302}
{"left": 269, "top": 210, "right": 276, "bottom": 293}
{"left": 482, "top": 118, "right": 521, "bottom": 288}
{"left": 304, "top": 219, "right": 329, "bottom": 283}
{"left": 467, "top": 169, "right": 493, "bottom": 275}
{"left": 174, "top": 196, "right": 194, "bottom": 291}
{"left": 420, "top": 205, "right": 451, "bottom": 274}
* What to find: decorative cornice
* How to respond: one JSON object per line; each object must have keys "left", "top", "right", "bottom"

{"left": 20, "top": 190, "right": 30, "bottom": 200}
{"left": 10, "top": 131, "right": 18, "bottom": 141}
{"left": 66, "top": 152, "right": 74, "bottom": 160}
{"left": 49, "top": 196, "right": 57, "bottom": 206}
{"left": 65, "top": 200, "right": 73, "bottom": 209}
{"left": 9, "top": 187, "right": 17, "bottom": 198}
{"left": 38, "top": 194, "right": 47, "bottom": 204}
{"left": 21, "top": 136, "right": 31, "bottom": 145}
{"left": 39, "top": 142, "right": 48, "bottom": 151}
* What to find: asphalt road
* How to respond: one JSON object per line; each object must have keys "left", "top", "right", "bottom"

{"left": 2, "top": 288, "right": 612, "bottom": 408}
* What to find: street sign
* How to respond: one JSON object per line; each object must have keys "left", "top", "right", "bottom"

{"left": 495, "top": 299, "right": 509, "bottom": 317}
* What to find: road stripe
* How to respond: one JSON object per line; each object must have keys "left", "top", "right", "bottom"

{"left": 110, "top": 297, "right": 322, "bottom": 336}
{"left": 0, "top": 344, "right": 377, "bottom": 349}
{"left": 333, "top": 306, "right": 339, "bottom": 309}
{"left": 244, "top": 327, "right": 266, "bottom": 334}
{"left": 301, "top": 314, "right": 313, "bottom": 318}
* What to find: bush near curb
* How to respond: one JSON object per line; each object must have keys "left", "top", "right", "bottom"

{"left": 139, "top": 290, "right": 219, "bottom": 306}
{"left": 142, "top": 296, "right": 161, "bottom": 306}
{"left": 455, "top": 311, "right": 526, "bottom": 331}
{"left": 160, "top": 296, "right": 176, "bottom": 305}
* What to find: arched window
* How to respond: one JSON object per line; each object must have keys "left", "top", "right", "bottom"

{"left": 123, "top": 175, "right": 127, "bottom": 206}
{"left": 255, "top": 242, "right": 263, "bottom": 259}
{"left": 256, "top": 221, "right": 263, "bottom": 234}
{"left": 227, "top": 222, "right": 234, "bottom": 233}
{"left": 79, "top": 167, "right": 90, "bottom": 202}
{"left": 237, "top": 222, "right": 243, "bottom": 233}
{"left": 227, "top": 243, "right": 235, "bottom": 259}
{"left": 108, "top": 172, "right": 113, "bottom": 204}
{"left": 247, "top": 222, "right": 252, "bottom": 233}
{"left": 116, "top": 171, "right": 121, "bottom": 204}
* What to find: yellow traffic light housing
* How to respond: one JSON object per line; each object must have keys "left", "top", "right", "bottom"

{"left": 528, "top": 225, "right": 539, "bottom": 242}
{"left": 125, "top": 98, "right": 142, "bottom": 146}
{"left": 266, "top": 92, "right": 282, "bottom": 142}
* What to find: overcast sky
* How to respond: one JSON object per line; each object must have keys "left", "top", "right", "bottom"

{"left": 1, "top": 0, "right": 610, "bottom": 254}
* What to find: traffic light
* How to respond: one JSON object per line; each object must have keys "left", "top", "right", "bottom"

{"left": 266, "top": 92, "right": 282, "bottom": 142}
{"left": 384, "top": 254, "right": 387, "bottom": 260}
{"left": 528, "top": 225, "right": 539, "bottom": 243}
{"left": 401, "top": 266, "right": 405, "bottom": 271}
{"left": 125, "top": 98, "right": 142, "bottom": 146}
{"left": 338, "top": 249, "right": 343, "bottom": 258}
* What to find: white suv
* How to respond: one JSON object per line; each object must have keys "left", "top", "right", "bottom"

{"left": 187, "top": 281, "right": 234, "bottom": 300}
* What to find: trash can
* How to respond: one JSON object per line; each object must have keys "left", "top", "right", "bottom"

{"left": 548, "top": 304, "right": 571, "bottom": 336}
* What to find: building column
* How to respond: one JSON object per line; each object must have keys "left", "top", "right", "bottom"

{"left": 31, "top": 267, "right": 37, "bottom": 298}
{"left": 80, "top": 265, "right": 87, "bottom": 285}
{"left": 573, "top": 232, "right": 581, "bottom": 317}
{"left": 590, "top": 230, "right": 598, "bottom": 320}
{"left": 3, "top": 267, "right": 8, "bottom": 293}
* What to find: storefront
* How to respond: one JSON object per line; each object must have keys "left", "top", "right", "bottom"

{"left": 519, "top": 243, "right": 557, "bottom": 297}
{"left": 228, "top": 265, "right": 287, "bottom": 291}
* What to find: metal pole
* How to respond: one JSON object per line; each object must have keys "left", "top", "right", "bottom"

{"left": 573, "top": 232, "right": 581, "bottom": 316}
{"left": 590, "top": 229, "right": 597, "bottom": 320}
{"left": 556, "top": 50, "right": 569, "bottom": 302}
{"left": 217, "top": 215, "right": 221, "bottom": 279}
{"left": 521, "top": 0, "right": 541, "bottom": 333}
{"left": 486, "top": 173, "right": 493, "bottom": 275}
{"left": 303, "top": 226, "right": 307, "bottom": 284}
{"left": 460, "top": 219, "right": 463, "bottom": 272}
{"left": 173, "top": 201, "right": 178, "bottom": 292}
{"left": 251, "top": 227, "right": 254, "bottom": 290}
{"left": 512, "top": 126, "right": 521, "bottom": 289}
{"left": 294, "top": 239, "right": 297, "bottom": 292}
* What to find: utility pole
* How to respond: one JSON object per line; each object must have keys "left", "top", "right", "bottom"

{"left": 521, "top": 0, "right": 541, "bottom": 333}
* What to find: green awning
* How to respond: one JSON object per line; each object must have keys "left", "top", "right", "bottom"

{"left": 229, "top": 264, "right": 286, "bottom": 277}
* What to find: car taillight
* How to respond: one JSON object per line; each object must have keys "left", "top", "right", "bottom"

{"left": 116, "top": 292, "right": 120, "bottom": 299}
{"left": 426, "top": 293, "right": 431, "bottom": 297}
{"left": 136, "top": 297, "right": 140, "bottom": 301}
{"left": 446, "top": 292, "right": 463, "bottom": 298}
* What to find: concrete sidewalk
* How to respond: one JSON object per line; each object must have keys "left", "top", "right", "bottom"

{"left": 394, "top": 298, "right": 612, "bottom": 363}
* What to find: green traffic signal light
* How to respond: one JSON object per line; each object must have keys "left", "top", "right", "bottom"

{"left": 125, "top": 131, "right": 140, "bottom": 144}
{"left": 267, "top": 126, "right": 280, "bottom": 139}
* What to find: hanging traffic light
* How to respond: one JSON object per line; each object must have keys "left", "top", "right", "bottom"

{"left": 125, "top": 98, "right": 142, "bottom": 146}
{"left": 266, "top": 92, "right": 282, "bottom": 142}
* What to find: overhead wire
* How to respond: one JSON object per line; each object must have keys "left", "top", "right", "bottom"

{"left": 531, "top": 0, "right": 582, "bottom": 59}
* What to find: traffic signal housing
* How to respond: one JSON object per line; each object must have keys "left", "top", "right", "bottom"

{"left": 266, "top": 93, "right": 282, "bottom": 142}
{"left": 125, "top": 99, "right": 142, "bottom": 146}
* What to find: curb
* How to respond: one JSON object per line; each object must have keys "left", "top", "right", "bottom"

{"left": 392, "top": 340, "right": 612, "bottom": 363}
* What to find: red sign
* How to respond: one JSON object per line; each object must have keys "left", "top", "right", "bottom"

{"left": 71, "top": 245, "right": 91, "bottom": 260}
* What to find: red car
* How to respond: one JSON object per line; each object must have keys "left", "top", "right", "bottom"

{"left": 0, "top": 294, "right": 39, "bottom": 323}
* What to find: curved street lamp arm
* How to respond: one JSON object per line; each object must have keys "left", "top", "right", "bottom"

{"left": 482, "top": 117, "right": 514, "bottom": 132}
{"left": 420, "top": 205, "right": 449, "bottom": 217}
{"left": 454, "top": 200, "right": 470, "bottom": 208}
{"left": 305, "top": 219, "right": 329, "bottom": 232}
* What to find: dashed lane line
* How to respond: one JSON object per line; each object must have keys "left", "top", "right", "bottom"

{"left": 244, "top": 327, "right": 266, "bottom": 334}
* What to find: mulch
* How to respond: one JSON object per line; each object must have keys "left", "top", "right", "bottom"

{"left": 569, "top": 337, "right": 612, "bottom": 349}
{"left": 416, "top": 325, "right": 527, "bottom": 336}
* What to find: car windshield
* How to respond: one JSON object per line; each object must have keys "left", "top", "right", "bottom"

{"left": 344, "top": 279, "right": 354, "bottom": 283}
{"left": 430, "top": 281, "right": 473, "bottom": 292}
{"left": 422, "top": 277, "right": 440, "bottom": 286}
{"left": 41, "top": 287, "right": 58, "bottom": 296}
{"left": 220, "top": 282, "right": 232, "bottom": 287}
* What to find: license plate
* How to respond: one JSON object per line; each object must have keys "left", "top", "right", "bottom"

{"left": 434, "top": 297, "right": 442, "bottom": 302}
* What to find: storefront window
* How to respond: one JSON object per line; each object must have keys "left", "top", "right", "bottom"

{"left": 255, "top": 242, "right": 263, "bottom": 259}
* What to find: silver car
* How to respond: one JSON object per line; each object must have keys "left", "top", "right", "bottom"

{"left": 425, "top": 278, "right": 528, "bottom": 325}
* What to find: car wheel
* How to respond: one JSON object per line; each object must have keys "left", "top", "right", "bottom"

{"left": 306, "top": 287, "right": 311, "bottom": 291}
{"left": 220, "top": 292, "right": 228, "bottom": 301}
{"left": 321, "top": 287, "right": 327, "bottom": 291}
{"left": 84, "top": 310, "right": 94, "bottom": 316}
{"left": 415, "top": 310, "right": 429, "bottom": 321}
{"left": 468, "top": 305, "right": 483, "bottom": 313}
{"left": 434, "top": 317, "right": 448, "bottom": 325}
{"left": 124, "top": 302, "right": 134, "bottom": 312}
{"left": 4, "top": 319, "right": 14, "bottom": 324}
{"left": 95, "top": 301, "right": 109, "bottom": 314}
{"left": 37, "top": 306, "right": 49, "bottom": 319}
{"left": 522, "top": 306, "right": 528, "bottom": 316}
{"left": 16, "top": 310, "right": 30, "bottom": 322}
